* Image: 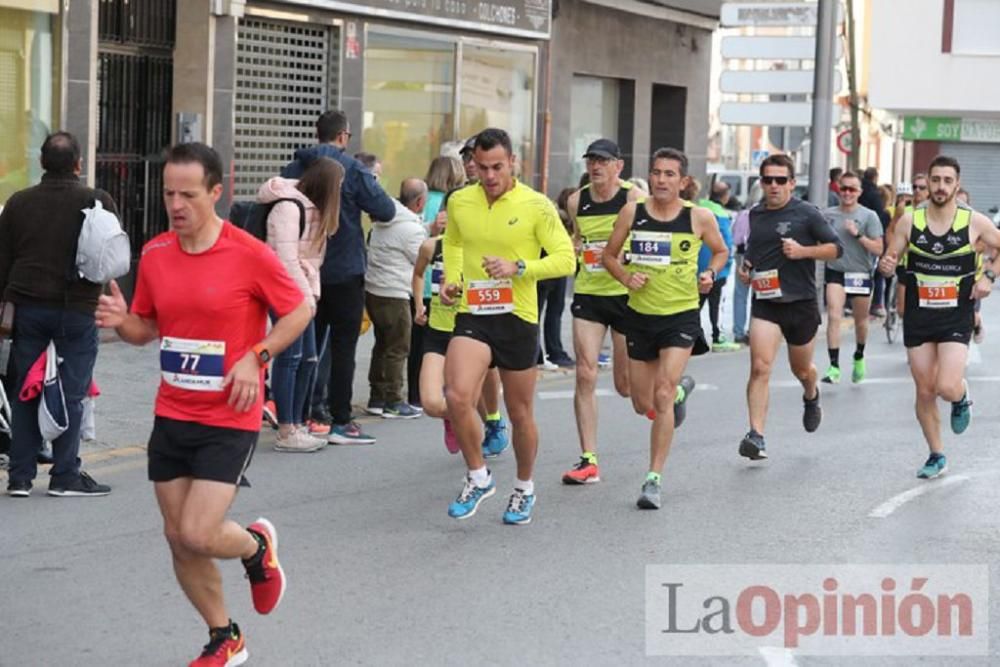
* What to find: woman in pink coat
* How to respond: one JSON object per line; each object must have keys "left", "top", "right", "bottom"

{"left": 257, "top": 157, "right": 344, "bottom": 452}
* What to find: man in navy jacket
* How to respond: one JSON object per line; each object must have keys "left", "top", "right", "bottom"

{"left": 283, "top": 110, "right": 395, "bottom": 444}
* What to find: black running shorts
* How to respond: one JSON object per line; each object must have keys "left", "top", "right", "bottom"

{"left": 147, "top": 416, "right": 257, "bottom": 485}
{"left": 751, "top": 298, "right": 821, "bottom": 347}
{"left": 624, "top": 307, "right": 703, "bottom": 361}
{"left": 453, "top": 312, "right": 539, "bottom": 371}
{"left": 903, "top": 312, "right": 974, "bottom": 348}
{"left": 570, "top": 293, "right": 629, "bottom": 333}
{"left": 423, "top": 326, "right": 452, "bottom": 357}
{"left": 824, "top": 267, "right": 873, "bottom": 301}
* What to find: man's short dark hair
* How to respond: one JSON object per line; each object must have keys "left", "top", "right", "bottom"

{"left": 829, "top": 167, "right": 843, "bottom": 182}
{"left": 473, "top": 128, "right": 513, "bottom": 156}
{"left": 165, "top": 142, "right": 223, "bottom": 189}
{"left": 651, "top": 147, "right": 689, "bottom": 176}
{"left": 759, "top": 154, "right": 795, "bottom": 178}
{"left": 317, "top": 110, "right": 349, "bottom": 143}
{"left": 863, "top": 166, "right": 879, "bottom": 182}
{"left": 928, "top": 154, "right": 961, "bottom": 177}
{"left": 40, "top": 132, "right": 81, "bottom": 175}
{"left": 839, "top": 170, "right": 860, "bottom": 183}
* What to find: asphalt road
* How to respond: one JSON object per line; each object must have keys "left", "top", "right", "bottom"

{"left": 3, "top": 293, "right": 1000, "bottom": 666}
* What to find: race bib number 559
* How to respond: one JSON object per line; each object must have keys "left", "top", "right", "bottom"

{"left": 467, "top": 279, "right": 514, "bottom": 315}
{"left": 160, "top": 337, "right": 226, "bottom": 391}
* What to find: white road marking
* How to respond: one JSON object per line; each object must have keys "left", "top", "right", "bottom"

{"left": 537, "top": 384, "right": 719, "bottom": 400}
{"left": 758, "top": 646, "right": 799, "bottom": 666}
{"left": 868, "top": 475, "right": 971, "bottom": 518}
{"left": 769, "top": 375, "right": 1000, "bottom": 389}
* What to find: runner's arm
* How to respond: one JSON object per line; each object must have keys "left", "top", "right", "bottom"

{"left": 526, "top": 201, "right": 576, "bottom": 281}
{"left": 694, "top": 208, "right": 729, "bottom": 277}
{"left": 602, "top": 201, "right": 636, "bottom": 287}
{"left": 971, "top": 210, "right": 1000, "bottom": 254}
{"left": 567, "top": 190, "right": 581, "bottom": 248}
{"left": 858, "top": 212, "right": 884, "bottom": 257}
{"left": 879, "top": 212, "right": 912, "bottom": 275}
{"left": 411, "top": 239, "right": 434, "bottom": 321}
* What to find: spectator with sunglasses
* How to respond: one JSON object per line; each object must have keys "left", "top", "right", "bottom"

{"left": 735, "top": 154, "right": 842, "bottom": 462}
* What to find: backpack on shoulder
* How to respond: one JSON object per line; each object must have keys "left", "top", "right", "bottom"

{"left": 229, "top": 199, "right": 306, "bottom": 242}
{"left": 77, "top": 199, "right": 130, "bottom": 284}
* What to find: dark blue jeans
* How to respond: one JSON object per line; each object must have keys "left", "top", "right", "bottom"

{"left": 9, "top": 304, "right": 97, "bottom": 485}
{"left": 271, "top": 318, "right": 318, "bottom": 424}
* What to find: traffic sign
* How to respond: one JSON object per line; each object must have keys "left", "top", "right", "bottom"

{"left": 751, "top": 150, "right": 770, "bottom": 168}
{"left": 721, "top": 35, "right": 844, "bottom": 60}
{"left": 719, "top": 102, "right": 839, "bottom": 127}
{"left": 720, "top": 70, "right": 843, "bottom": 95}
{"left": 721, "top": 2, "right": 843, "bottom": 27}
{"left": 836, "top": 129, "right": 853, "bottom": 154}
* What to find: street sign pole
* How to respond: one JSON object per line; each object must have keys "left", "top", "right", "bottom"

{"left": 808, "top": 0, "right": 838, "bottom": 207}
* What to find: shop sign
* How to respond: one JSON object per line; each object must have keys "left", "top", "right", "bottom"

{"left": 903, "top": 116, "right": 1000, "bottom": 144}
{"left": 287, "top": 0, "right": 551, "bottom": 39}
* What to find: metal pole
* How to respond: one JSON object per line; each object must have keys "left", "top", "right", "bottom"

{"left": 807, "top": 0, "right": 838, "bottom": 207}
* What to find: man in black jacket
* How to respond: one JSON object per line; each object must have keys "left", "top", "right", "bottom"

{"left": 0, "top": 132, "right": 116, "bottom": 497}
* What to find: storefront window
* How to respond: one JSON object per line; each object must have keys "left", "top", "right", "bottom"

{"left": 363, "top": 30, "right": 455, "bottom": 199}
{"left": 459, "top": 44, "right": 536, "bottom": 187}
{"left": 0, "top": 3, "right": 60, "bottom": 206}
{"left": 569, "top": 75, "right": 620, "bottom": 186}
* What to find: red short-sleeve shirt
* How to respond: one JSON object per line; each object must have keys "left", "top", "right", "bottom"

{"left": 131, "top": 222, "right": 304, "bottom": 431}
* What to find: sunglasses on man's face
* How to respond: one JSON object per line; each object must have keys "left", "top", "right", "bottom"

{"left": 761, "top": 176, "right": 790, "bottom": 185}
{"left": 913, "top": 184, "right": 928, "bottom": 191}
{"left": 840, "top": 185, "right": 860, "bottom": 193}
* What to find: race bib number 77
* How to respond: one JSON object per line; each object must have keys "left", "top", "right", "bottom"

{"left": 160, "top": 337, "right": 226, "bottom": 391}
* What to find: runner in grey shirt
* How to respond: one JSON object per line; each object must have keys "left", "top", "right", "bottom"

{"left": 821, "top": 171, "right": 884, "bottom": 384}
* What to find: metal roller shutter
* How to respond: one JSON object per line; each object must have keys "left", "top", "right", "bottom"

{"left": 939, "top": 142, "right": 1000, "bottom": 215}
{"left": 234, "top": 17, "right": 340, "bottom": 200}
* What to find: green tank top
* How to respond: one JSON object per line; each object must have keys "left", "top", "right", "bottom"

{"left": 575, "top": 182, "right": 631, "bottom": 297}
{"left": 626, "top": 199, "right": 701, "bottom": 316}
{"left": 428, "top": 239, "right": 456, "bottom": 333}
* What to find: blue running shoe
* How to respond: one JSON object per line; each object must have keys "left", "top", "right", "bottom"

{"left": 448, "top": 474, "right": 495, "bottom": 519}
{"left": 917, "top": 453, "right": 948, "bottom": 480}
{"left": 950, "top": 380, "right": 972, "bottom": 434}
{"left": 502, "top": 488, "right": 536, "bottom": 525}
{"left": 482, "top": 418, "right": 509, "bottom": 458}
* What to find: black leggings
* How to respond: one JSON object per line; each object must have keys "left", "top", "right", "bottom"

{"left": 698, "top": 276, "right": 728, "bottom": 342}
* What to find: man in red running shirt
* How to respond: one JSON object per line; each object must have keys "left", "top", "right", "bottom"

{"left": 96, "top": 143, "right": 311, "bottom": 666}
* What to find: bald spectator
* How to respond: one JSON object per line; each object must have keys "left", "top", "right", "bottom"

{"left": 364, "top": 178, "right": 428, "bottom": 419}
{"left": 711, "top": 180, "right": 741, "bottom": 211}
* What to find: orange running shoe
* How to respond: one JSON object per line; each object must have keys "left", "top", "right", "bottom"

{"left": 306, "top": 419, "right": 331, "bottom": 436}
{"left": 562, "top": 456, "right": 600, "bottom": 484}
{"left": 243, "top": 518, "right": 286, "bottom": 615}
{"left": 262, "top": 400, "right": 278, "bottom": 429}
{"left": 189, "top": 622, "right": 247, "bottom": 667}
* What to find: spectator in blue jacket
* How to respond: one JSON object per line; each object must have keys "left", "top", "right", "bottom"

{"left": 693, "top": 183, "right": 736, "bottom": 351}
{"left": 283, "top": 110, "right": 395, "bottom": 444}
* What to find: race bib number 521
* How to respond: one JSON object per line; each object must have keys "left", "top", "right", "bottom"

{"left": 160, "top": 337, "right": 226, "bottom": 391}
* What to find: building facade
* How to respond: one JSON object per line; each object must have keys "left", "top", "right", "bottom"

{"left": 869, "top": 0, "right": 1000, "bottom": 210}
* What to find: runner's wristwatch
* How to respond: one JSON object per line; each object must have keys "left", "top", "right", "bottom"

{"left": 516, "top": 259, "right": 526, "bottom": 276}
{"left": 985, "top": 269, "right": 997, "bottom": 283}
{"left": 252, "top": 343, "right": 272, "bottom": 365}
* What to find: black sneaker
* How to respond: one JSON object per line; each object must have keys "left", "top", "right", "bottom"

{"left": 739, "top": 430, "right": 767, "bottom": 460}
{"left": 803, "top": 389, "right": 822, "bottom": 433}
{"left": 7, "top": 479, "right": 32, "bottom": 497}
{"left": 47, "top": 471, "right": 111, "bottom": 497}
{"left": 310, "top": 404, "right": 333, "bottom": 425}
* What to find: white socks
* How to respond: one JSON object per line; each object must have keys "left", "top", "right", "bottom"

{"left": 515, "top": 478, "right": 534, "bottom": 495}
{"left": 469, "top": 466, "right": 491, "bottom": 487}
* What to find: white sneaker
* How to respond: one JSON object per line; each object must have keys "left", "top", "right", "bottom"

{"left": 274, "top": 429, "right": 325, "bottom": 453}
{"left": 538, "top": 359, "right": 559, "bottom": 371}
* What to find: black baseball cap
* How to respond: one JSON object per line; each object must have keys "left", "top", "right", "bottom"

{"left": 460, "top": 135, "right": 477, "bottom": 157}
{"left": 583, "top": 139, "right": 621, "bottom": 160}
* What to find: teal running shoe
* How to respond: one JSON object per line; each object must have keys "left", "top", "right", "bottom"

{"left": 917, "top": 453, "right": 948, "bottom": 480}
{"left": 448, "top": 474, "right": 495, "bottom": 519}
{"left": 502, "top": 488, "right": 536, "bottom": 525}
{"left": 950, "top": 380, "right": 972, "bottom": 434}
{"left": 482, "top": 418, "right": 509, "bottom": 458}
